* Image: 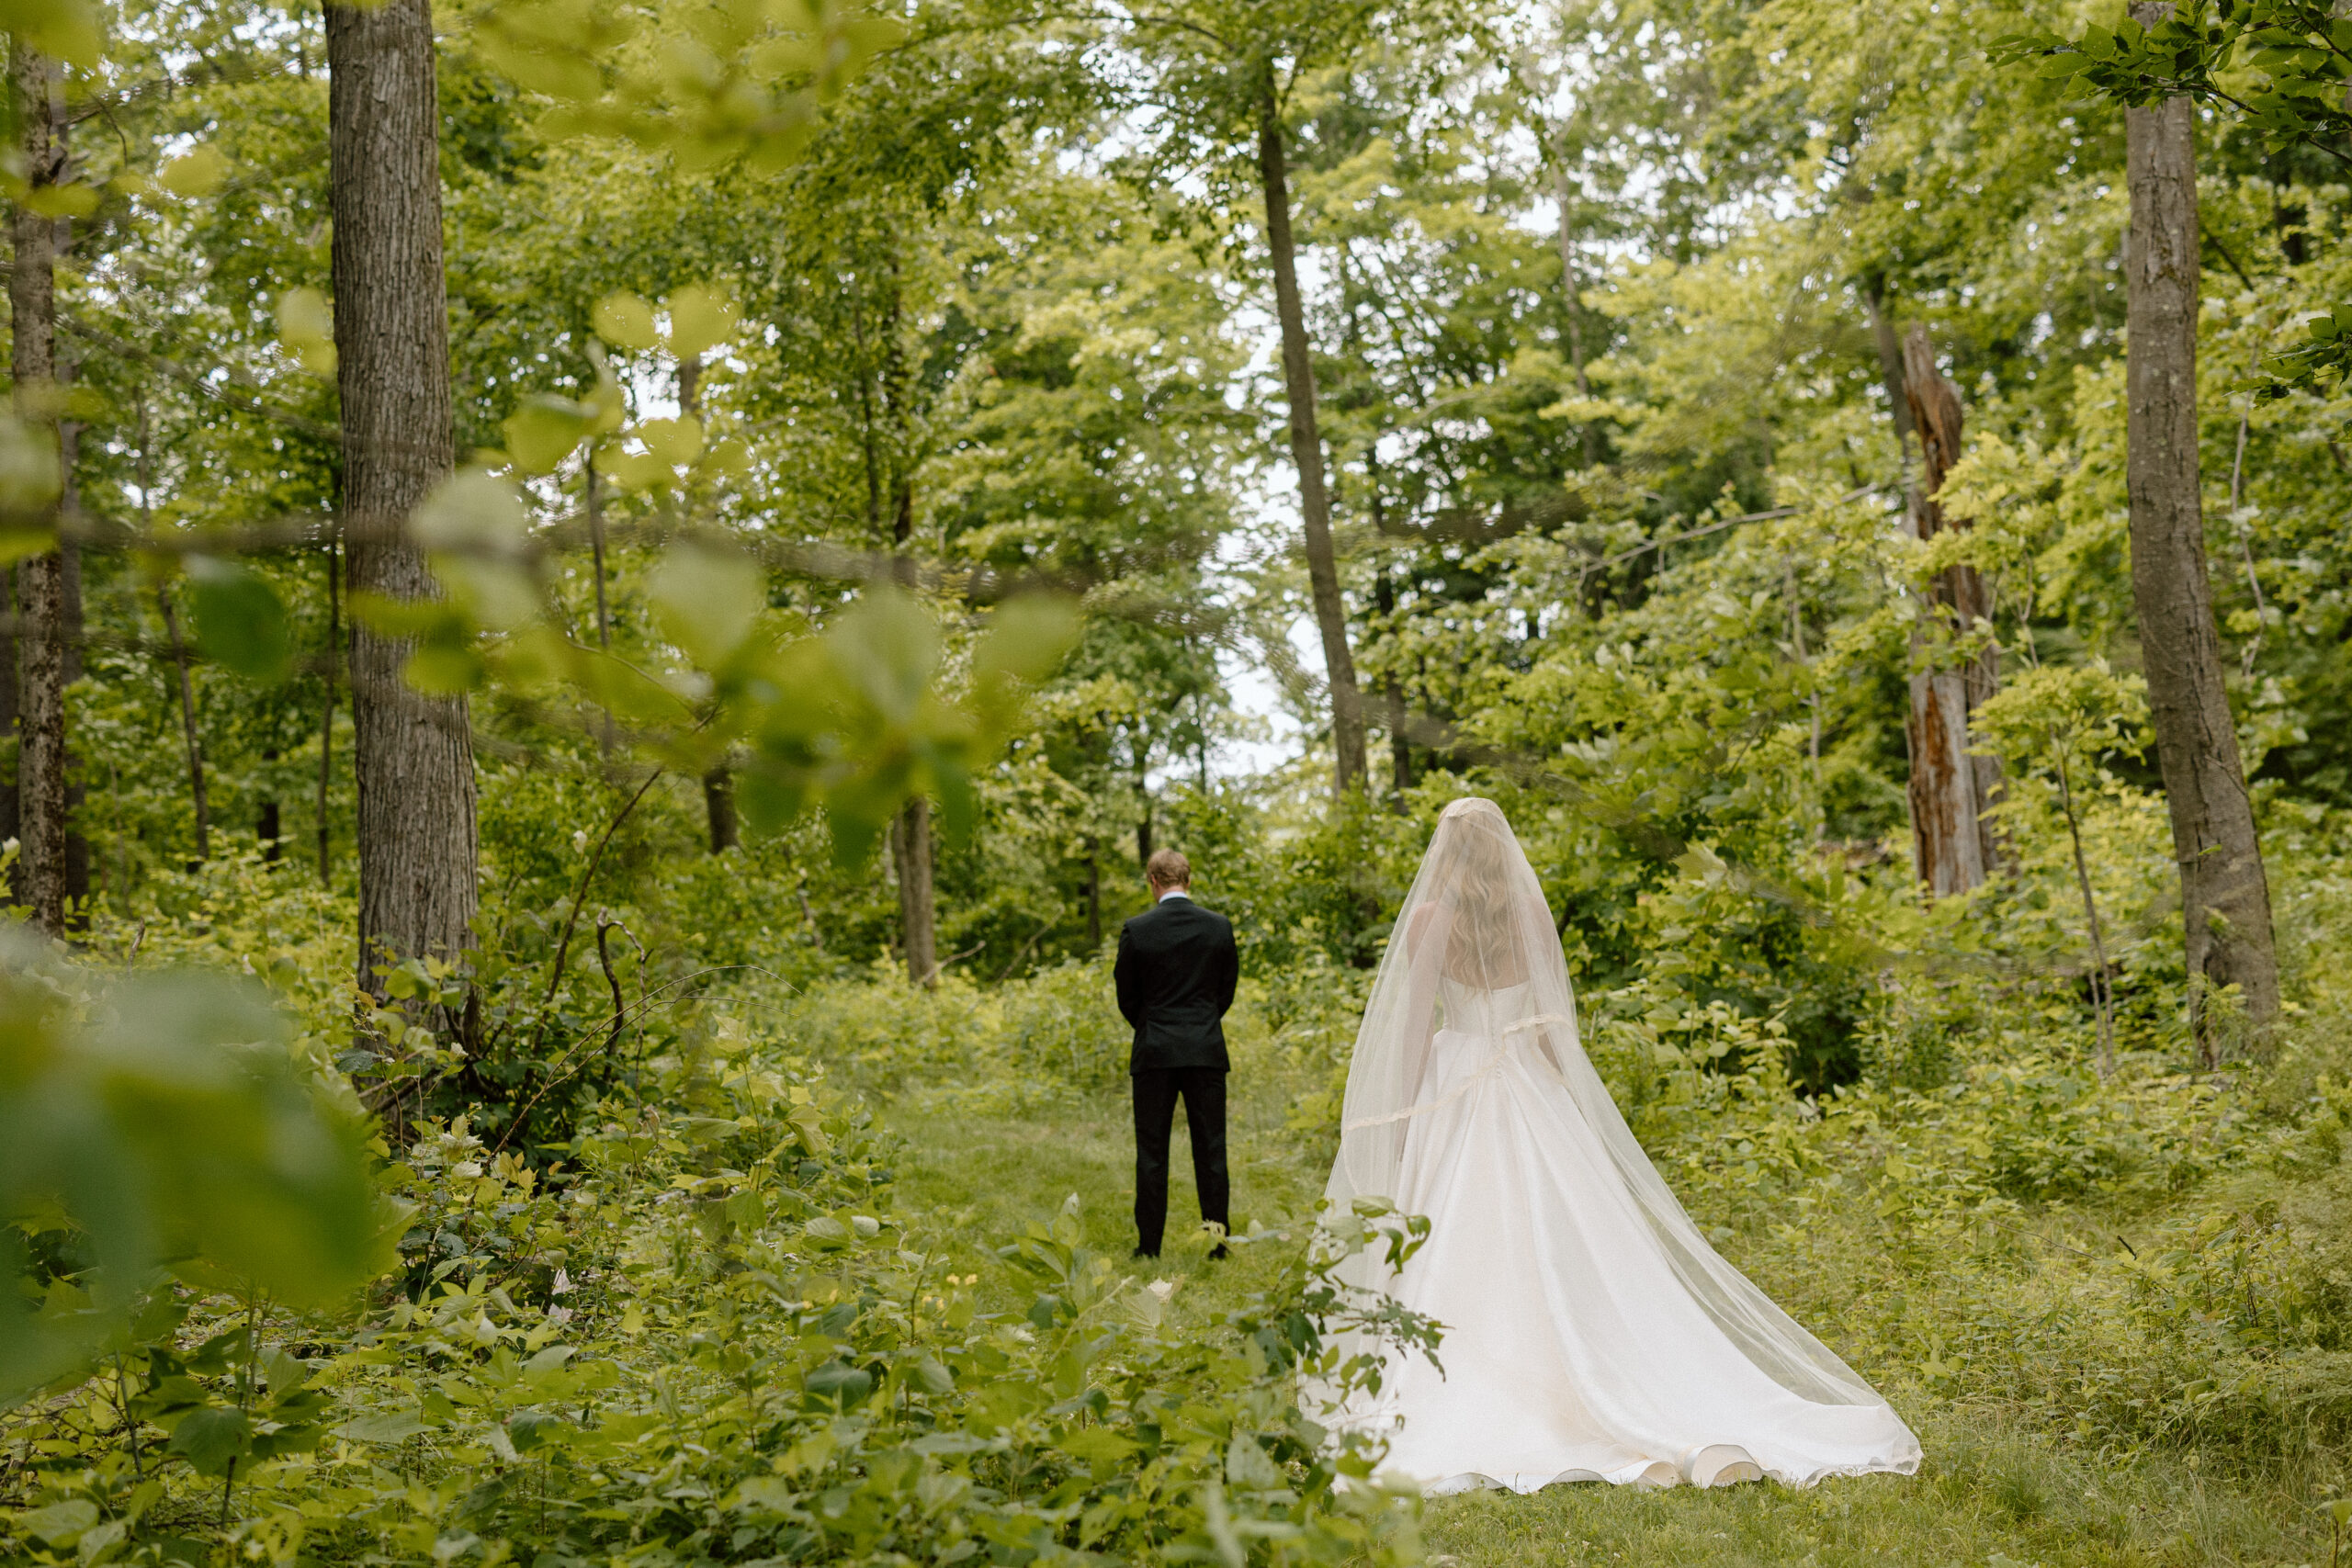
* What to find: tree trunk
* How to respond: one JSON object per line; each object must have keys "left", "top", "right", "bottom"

{"left": 1135, "top": 773, "right": 1152, "bottom": 867}
{"left": 328, "top": 0, "right": 480, "bottom": 987}
{"left": 1085, "top": 842, "right": 1101, "bottom": 949}
{"left": 1860, "top": 275, "right": 1917, "bottom": 451}
{"left": 56, "top": 339, "right": 86, "bottom": 923}
{"left": 155, "top": 583, "right": 211, "bottom": 864}
{"left": 0, "top": 566, "right": 17, "bottom": 899}
{"left": 890, "top": 796, "right": 936, "bottom": 987}
{"left": 2122, "top": 29, "right": 2280, "bottom": 1050}
{"left": 703, "top": 766, "right": 738, "bottom": 852}
{"left": 316, "top": 541, "right": 338, "bottom": 886}
{"left": 1555, "top": 170, "right": 1602, "bottom": 467}
{"left": 1257, "top": 84, "right": 1367, "bottom": 796}
{"left": 678, "top": 357, "right": 739, "bottom": 848}
{"left": 11, "top": 42, "right": 67, "bottom": 936}
{"left": 257, "top": 744, "right": 281, "bottom": 862}
{"left": 1374, "top": 567, "right": 1412, "bottom": 808}
{"left": 1900, "top": 324, "right": 2003, "bottom": 892}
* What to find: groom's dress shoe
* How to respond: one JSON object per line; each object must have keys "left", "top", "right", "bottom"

{"left": 1206, "top": 1244, "right": 1229, "bottom": 1260}
{"left": 1131, "top": 1247, "right": 1159, "bottom": 1260}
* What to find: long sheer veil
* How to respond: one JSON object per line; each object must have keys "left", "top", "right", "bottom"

{"left": 1323, "top": 797, "right": 1893, "bottom": 1412}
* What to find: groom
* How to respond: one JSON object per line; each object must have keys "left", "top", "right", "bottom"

{"left": 1114, "top": 848, "right": 1239, "bottom": 1259}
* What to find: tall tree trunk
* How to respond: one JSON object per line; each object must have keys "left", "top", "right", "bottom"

{"left": 11, "top": 42, "right": 67, "bottom": 936}
{"left": 875, "top": 327, "right": 936, "bottom": 970}
{"left": 677, "top": 355, "right": 738, "bottom": 851}
{"left": 1900, "top": 324, "right": 2003, "bottom": 894}
{"left": 316, "top": 541, "right": 338, "bottom": 885}
{"left": 1860, "top": 274, "right": 1917, "bottom": 452}
{"left": 56, "top": 339, "right": 85, "bottom": 923}
{"left": 1555, "top": 170, "right": 1602, "bottom": 467}
{"left": 1257, "top": 84, "right": 1367, "bottom": 796}
{"left": 2122, "top": 22, "right": 2281, "bottom": 1052}
{"left": 890, "top": 796, "right": 935, "bottom": 987}
{"left": 328, "top": 0, "right": 480, "bottom": 987}
{"left": 1374, "top": 567, "right": 1412, "bottom": 809}
{"left": 0, "top": 566, "right": 17, "bottom": 900}
{"left": 155, "top": 583, "right": 210, "bottom": 863}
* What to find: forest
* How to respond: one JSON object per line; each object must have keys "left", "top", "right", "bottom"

{"left": 6, "top": 0, "right": 2352, "bottom": 1561}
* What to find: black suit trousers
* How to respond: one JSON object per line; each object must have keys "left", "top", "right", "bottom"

{"left": 1131, "top": 1066, "right": 1228, "bottom": 1257}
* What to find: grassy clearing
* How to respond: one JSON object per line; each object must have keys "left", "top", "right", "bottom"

{"left": 876, "top": 1065, "right": 2341, "bottom": 1568}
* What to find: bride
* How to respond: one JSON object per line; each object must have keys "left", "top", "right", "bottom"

{"left": 1321, "top": 798, "right": 1919, "bottom": 1493}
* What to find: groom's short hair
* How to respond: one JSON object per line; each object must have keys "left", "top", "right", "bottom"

{"left": 1146, "top": 848, "right": 1191, "bottom": 889}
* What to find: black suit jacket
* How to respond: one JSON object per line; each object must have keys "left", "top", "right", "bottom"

{"left": 1114, "top": 896, "right": 1240, "bottom": 1073}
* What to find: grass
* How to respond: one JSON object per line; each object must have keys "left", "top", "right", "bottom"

{"left": 872, "top": 1061, "right": 2342, "bottom": 1568}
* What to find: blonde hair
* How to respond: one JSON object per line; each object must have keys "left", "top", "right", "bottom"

{"left": 1440, "top": 803, "right": 1529, "bottom": 987}
{"left": 1146, "top": 848, "right": 1192, "bottom": 889}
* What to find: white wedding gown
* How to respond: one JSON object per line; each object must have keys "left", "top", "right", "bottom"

{"left": 1322, "top": 801, "right": 1919, "bottom": 1495}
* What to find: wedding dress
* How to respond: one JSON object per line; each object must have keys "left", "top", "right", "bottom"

{"left": 1319, "top": 799, "right": 1919, "bottom": 1494}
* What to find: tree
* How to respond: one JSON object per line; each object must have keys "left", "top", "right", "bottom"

{"left": 2120, "top": 30, "right": 2278, "bottom": 1048}
{"left": 11, "top": 42, "right": 70, "bottom": 935}
{"left": 1255, "top": 79, "right": 1368, "bottom": 795}
{"left": 1900, "top": 323, "right": 2002, "bottom": 896}
{"left": 327, "top": 0, "right": 481, "bottom": 987}
{"left": 1111, "top": 0, "right": 1442, "bottom": 797}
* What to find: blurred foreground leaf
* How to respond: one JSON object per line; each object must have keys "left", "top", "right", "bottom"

{"left": 0, "top": 949, "right": 379, "bottom": 1406}
{"left": 187, "top": 558, "right": 293, "bottom": 684}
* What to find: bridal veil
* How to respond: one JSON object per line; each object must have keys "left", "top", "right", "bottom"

{"left": 1320, "top": 797, "right": 1919, "bottom": 1490}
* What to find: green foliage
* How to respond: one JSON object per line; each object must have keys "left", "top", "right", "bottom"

{"left": 1990, "top": 1, "right": 2352, "bottom": 394}
{"left": 2, "top": 979, "right": 1436, "bottom": 1567}
{"left": 0, "top": 945, "right": 377, "bottom": 1405}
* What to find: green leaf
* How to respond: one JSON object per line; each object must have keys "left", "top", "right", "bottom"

{"left": 803, "top": 1361, "right": 873, "bottom": 1407}
{"left": 647, "top": 543, "right": 764, "bottom": 666}
{"left": 508, "top": 1411, "right": 571, "bottom": 1451}
{"left": 593, "top": 443, "right": 673, "bottom": 493}
{"left": 933, "top": 755, "right": 976, "bottom": 848}
{"left": 667, "top": 283, "right": 739, "bottom": 358}
{"left": 186, "top": 558, "right": 294, "bottom": 684}
{"left": 24, "top": 183, "right": 98, "bottom": 218}
{"left": 502, "top": 394, "right": 595, "bottom": 476}
{"left": 275, "top": 288, "right": 337, "bottom": 376}
{"left": 412, "top": 467, "right": 528, "bottom": 556}
{"left": 974, "top": 593, "right": 1080, "bottom": 684}
{"left": 405, "top": 645, "right": 487, "bottom": 695}
{"left": 1059, "top": 1427, "right": 1135, "bottom": 1465}
{"left": 335, "top": 1410, "right": 429, "bottom": 1444}
{"left": 168, "top": 1405, "right": 253, "bottom": 1475}
{"left": 734, "top": 770, "right": 806, "bottom": 835}
{"left": 828, "top": 588, "right": 938, "bottom": 721}
{"left": 15, "top": 1498, "right": 98, "bottom": 1547}
{"left": 1225, "top": 1431, "right": 1284, "bottom": 1488}
{"left": 157, "top": 144, "right": 229, "bottom": 197}
{"left": 593, "top": 291, "right": 660, "bottom": 352}
{"left": 0, "top": 0, "right": 102, "bottom": 65}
